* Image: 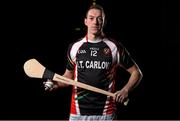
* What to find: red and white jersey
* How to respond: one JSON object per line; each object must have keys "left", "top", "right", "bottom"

{"left": 66, "top": 36, "right": 134, "bottom": 115}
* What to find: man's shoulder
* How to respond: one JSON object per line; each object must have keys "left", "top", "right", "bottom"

{"left": 67, "top": 37, "right": 86, "bottom": 50}
{"left": 69, "top": 37, "right": 85, "bottom": 46}
{"left": 104, "top": 36, "right": 124, "bottom": 47}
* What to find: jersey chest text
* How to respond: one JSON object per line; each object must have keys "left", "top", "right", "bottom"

{"left": 76, "top": 43, "right": 112, "bottom": 70}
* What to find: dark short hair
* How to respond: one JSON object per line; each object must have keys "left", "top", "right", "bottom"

{"left": 85, "top": 4, "right": 105, "bottom": 18}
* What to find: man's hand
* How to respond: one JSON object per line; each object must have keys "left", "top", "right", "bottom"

{"left": 43, "top": 79, "right": 54, "bottom": 91}
{"left": 114, "top": 88, "right": 129, "bottom": 104}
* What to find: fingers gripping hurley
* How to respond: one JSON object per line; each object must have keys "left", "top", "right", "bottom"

{"left": 23, "top": 59, "right": 129, "bottom": 106}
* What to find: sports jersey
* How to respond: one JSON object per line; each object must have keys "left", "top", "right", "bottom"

{"left": 66, "top": 35, "right": 134, "bottom": 116}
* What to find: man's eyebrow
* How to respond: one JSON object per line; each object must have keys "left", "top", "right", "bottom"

{"left": 88, "top": 15, "right": 95, "bottom": 18}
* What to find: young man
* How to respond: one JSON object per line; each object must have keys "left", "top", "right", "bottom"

{"left": 44, "top": 4, "right": 143, "bottom": 121}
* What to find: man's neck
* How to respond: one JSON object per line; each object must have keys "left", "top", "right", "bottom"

{"left": 87, "top": 32, "right": 104, "bottom": 41}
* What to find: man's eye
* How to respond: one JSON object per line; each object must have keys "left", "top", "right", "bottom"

{"left": 98, "top": 18, "right": 103, "bottom": 22}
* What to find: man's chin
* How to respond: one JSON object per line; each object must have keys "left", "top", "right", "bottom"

{"left": 92, "top": 31, "right": 101, "bottom": 35}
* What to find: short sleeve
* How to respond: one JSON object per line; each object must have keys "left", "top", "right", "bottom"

{"left": 66, "top": 43, "right": 75, "bottom": 70}
{"left": 118, "top": 42, "right": 135, "bottom": 69}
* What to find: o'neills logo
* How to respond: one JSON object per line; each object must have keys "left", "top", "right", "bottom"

{"left": 103, "top": 48, "right": 111, "bottom": 56}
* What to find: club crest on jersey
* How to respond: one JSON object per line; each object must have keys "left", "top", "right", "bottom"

{"left": 103, "top": 48, "right": 111, "bottom": 56}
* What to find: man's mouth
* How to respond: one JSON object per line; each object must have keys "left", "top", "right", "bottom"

{"left": 92, "top": 27, "right": 99, "bottom": 30}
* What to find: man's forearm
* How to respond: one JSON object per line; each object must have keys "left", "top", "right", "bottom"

{"left": 56, "top": 70, "right": 74, "bottom": 88}
{"left": 123, "top": 69, "right": 143, "bottom": 93}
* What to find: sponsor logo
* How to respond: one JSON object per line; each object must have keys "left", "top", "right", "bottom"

{"left": 77, "top": 60, "right": 111, "bottom": 69}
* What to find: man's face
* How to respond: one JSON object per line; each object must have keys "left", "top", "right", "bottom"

{"left": 85, "top": 9, "right": 104, "bottom": 35}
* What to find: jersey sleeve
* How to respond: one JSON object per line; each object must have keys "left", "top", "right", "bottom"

{"left": 66, "top": 43, "right": 75, "bottom": 71}
{"left": 118, "top": 42, "right": 135, "bottom": 69}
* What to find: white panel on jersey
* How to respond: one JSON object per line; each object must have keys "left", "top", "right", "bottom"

{"left": 70, "top": 38, "right": 86, "bottom": 63}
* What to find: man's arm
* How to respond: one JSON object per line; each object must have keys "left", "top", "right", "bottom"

{"left": 56, "top": 69, "right": 74, "bottom": 87}
{"left": 114, "top": 64, "right": 143, "bottom": 103}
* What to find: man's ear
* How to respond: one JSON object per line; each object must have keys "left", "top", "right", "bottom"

{"left": 84, "top": 18, "right": 87, "bottom": 26}
{"left": 103, "top": 18, "right": 107, "bottom": 28}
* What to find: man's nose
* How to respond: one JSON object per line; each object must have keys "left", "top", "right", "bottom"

{"left": 93, "top": 19, "right": 98, "bottom": 25}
